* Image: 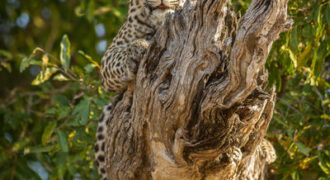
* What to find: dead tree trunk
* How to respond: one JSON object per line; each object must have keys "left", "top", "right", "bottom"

{"left": 104, "top": 0, "right": 292, "bottom": 179}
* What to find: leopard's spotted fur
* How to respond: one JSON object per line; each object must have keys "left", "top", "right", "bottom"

{"left": 95, "top": 0, "right": 182, "bottom": 179}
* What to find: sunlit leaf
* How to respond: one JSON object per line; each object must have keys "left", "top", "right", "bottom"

{"left": 296, "top": 125, "right": 311, "bottom": 139}
{"left": 318, "top": 152, "right": 330, "bottom": 175}
{"left": 0, "top": 62, "right": 12, "bottom": 72}
{"left": 320, "top": 114, "right": 330, "bottom": 120}
{"left": 60, "top": 34, "right": 71, "bottom": 72}
{"left": 318, "top": 160, "right": 330, "bottom": 175}
{"left": 297, "top": 44, "right": 312, "bottom": 69}
{"left": 24, "top": 145, "right": 56, "bottom": 154}
{"left": 112, "top": 8, "right": 122, "bottom": 18}
{"left": 75, "top": 6, "right": 84, "bottom": 17}
{"left": 78, "top": 50, "right": 100, "bottom": 69}
{"left": 291, "top": 171, "right": 300, "bottom": 180}
{"left": 318, "top": 177, "right": 329, "bottom": 180}
{"left": 31, "top": 67, "right": 58, "bottom": 85}
{"left": 12, "top": 138, "right": 30, "bottom": 152}
{"left": 299, "top": 156, "right": 317, "bottom": 169}
{"left": 53, "top": 74, "right": 70, "bottom": 81}
{"left": 42, "top": 54, "right": 49, "bottom": 69}
{"left": 288, "top": 142, "right": 298, "bottom": 159}
{"left": 281, "top": 45, "right": 297, "bottom": 69}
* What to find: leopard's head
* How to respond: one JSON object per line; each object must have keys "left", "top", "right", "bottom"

{"left": 145, "top": 0, "right": 182, "bottom": 11}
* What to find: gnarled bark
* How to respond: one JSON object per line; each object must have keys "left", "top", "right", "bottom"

{"left": 104, "top": 0, "right": 292, "bottom": 179}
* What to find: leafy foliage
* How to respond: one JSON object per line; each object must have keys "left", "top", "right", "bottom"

{"left": 265, "top": 0, "right": 329, "bottom": 179}
{"left": 0, "top": 0, "right": 328, "bottom": 179}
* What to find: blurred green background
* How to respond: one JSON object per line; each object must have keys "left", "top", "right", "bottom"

{"left": 0, "top": 0, "right": 329, "bottom": 179}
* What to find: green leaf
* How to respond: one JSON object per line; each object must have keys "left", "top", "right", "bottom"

{"left": 24, "top": 145, "right": 56, "bottom": 154}
{"left": 318, "top": 152, "right": 330, "bottom": 175}
{"left": 31, "top": 67, "right": 58, "bottom": 85}
{"left": 0, "top": 49, "right": 13, "bottom": 59}
{"left": 58, "top": 106, "right": 70, "bottom": 119}
{"left": 0, "top": 50, "right": 13, "bottom": 72}
{"left": 326, "top": 5, "right": 330, "bottom": 25}
{"left": 281, "top": 45, "right": 297, "bottom": 69}
{"left": 80, "top": 104, "right": 90, "bottom": 125}
{"left": 45, "top": 108, "right": 56, "bottom": 114}
{"left": 42, "top": 121, "right": 57, "bottom": 146}
{"left": 60, "top": 34, "right": 71, "bottom": 72}
{"left": 20, "top": 57, "right": 31, "bottom": 72}
{"left": 318, "top": 177, "right": 329, "bottom": 180}
{"left": 72, "top": 97, "right": 90, "bottom": 125}
{"left": 290, "top": 171, "right": 300, "bottom": 180}
{"left": 20, "top": 47, "right": 46, "bottom": 72}
{"left": 56, "top": 130, "right": 69, "bottom": 152}
{"left": 0, "top": 62, "right": 12, "bottom": 72}
{"left": 93, "top": 97, "right": 108, "bottom": 107}
{"left": 289, "top": 28, "right": 298, "bottom": 52}
{"left": 74, "top": 6, "right": 84, "bottom": 17}
{"left": 86, "top": 0, "right": 95, "bottom": 22}
{"left": 297, "top": 44, "right": 312, "bottom": 68}
{"left": 296, "top": 125, "right": 311, "bottom": 139}
{"left": 302, "top": 25, "right": 313, "bottom": 38}
{"left": 319, "top": 160, "right": 330, "bottom": 175}
{"left": 12, "top": 138, "right": 30, "bottom": 152}
{"left": 55, "top": 152, "right": 68, "bottom": 178}
{"left": 54, "top": 94, "right": 70, "bottom": 106}
{"left": 112, "top": 8, "right": 122, "bottom": 18}
{"left": 78, "top": 50, "right": 100, "bottom": 68}
{"left": 84, "top": 63, "right": 97, "bottom": 73}
{"left": 20, "top": 58, "right": 42, "bottom": 73}
{"left": 321, "top": 114, "right": 330, "bottom": 120}
{"left": 42, "top": 54, "right": 49, "bottom": 69}
{"left": 53, "top": 74, "right": 70, "bottom": 81}
{"left": 295, "top": 142, "right": 311, "bottom": 156}
{"left": 17, "top": 161, "right": 41, "bottom": 179}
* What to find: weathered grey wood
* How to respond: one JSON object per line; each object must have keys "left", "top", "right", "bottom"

{"left": 104, "top": 0, "right": 292, "bottom": 179}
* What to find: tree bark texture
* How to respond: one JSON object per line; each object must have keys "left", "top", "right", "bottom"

{"left": 104, "top": 0, "right": 293, "bottom": 179}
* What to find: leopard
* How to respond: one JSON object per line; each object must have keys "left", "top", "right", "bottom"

{"left": 94, "top": 0, "right": 183, "bottom": 179}
{"left": 100, "top": 0, "right": 183, "bottom": 93}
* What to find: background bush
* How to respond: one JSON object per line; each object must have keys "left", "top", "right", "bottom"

{"left": 0, "top": 0, "right": 328, "bottom": 179}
